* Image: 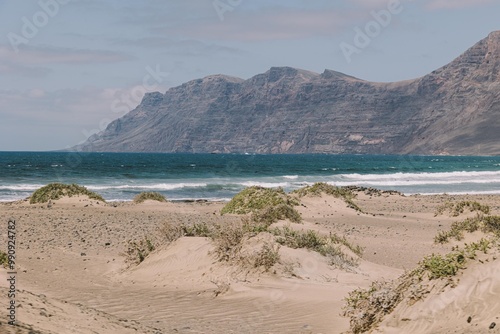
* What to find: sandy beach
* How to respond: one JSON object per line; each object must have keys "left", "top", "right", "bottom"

{"left": 1, "top": 189, "right": 499, "bottom": 333}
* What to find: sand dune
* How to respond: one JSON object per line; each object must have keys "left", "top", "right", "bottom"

{"left": 1, "top": 190, "right": 499, "bottom": 333}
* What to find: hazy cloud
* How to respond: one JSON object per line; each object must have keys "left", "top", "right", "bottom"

{"left": 0, "top": 44, "right": 133, "bottom": 66}
{"left": 0, "top": 61, "right": 51, "bottom": 77}
{"left": 425, "top": 0, "right": 494, "bottom": 9}
{"left": 171, "top": 8, "right": 358, "bottom": 42}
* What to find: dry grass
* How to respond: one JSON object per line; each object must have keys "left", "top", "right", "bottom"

{"left": 270, "top": 226, "right": 362, "bottom": 269}
{"left": 253, "top": 243, "right": 281, "bottom": 271}
{"left": 125, "top": 237, "right": 156, "bottom": 264}
{"left": 212, "top": 222, "right": 246, "bottom": 262}
{"left": 435, "top": 201, "right": 490, "bottom": 217}
{"left": 343, "top": 281, "right": 401, "bottom": 334}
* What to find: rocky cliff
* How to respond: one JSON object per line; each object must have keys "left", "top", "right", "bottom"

{"left": 74, "top": 31, "right": 500, "bottom": 155}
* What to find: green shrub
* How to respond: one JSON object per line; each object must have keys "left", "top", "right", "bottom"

{"left": 221, "top": 186, "right": 299, "bottom": 215}
{"left": 421, "top": 239, "right": 491, "bottom": 279}
{"left": 420, "top": 253, "right": 466, "bottom": 279}
{"left": 30, "top": 183, "right": 105, "bottom": 204}
{"left": 133, "top": 192, "right": 167, "bottom": 203}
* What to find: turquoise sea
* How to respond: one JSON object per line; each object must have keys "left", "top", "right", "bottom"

{"left": 1, "top": 152, "right": 500, "bottom": 202}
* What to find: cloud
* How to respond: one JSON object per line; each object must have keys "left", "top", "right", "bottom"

{"left": 0, "top": 81, "right": 169, "bottom": 150}
{"left": 0, "top": 62, "right": 51, "bottom": 77}
{"left": 0, "top": 44, "right": 133, "bottom": 66}
{"left": 109, "top": 36, "right": 243, "bottom": 57}
{"left": 349, "top": 0, "right": 494, "bottom": 11}
{"left": 425, "top": 0, "right": 494, "bottom": 9}
{"left": 169, "top": 8, "right": 359, "bottom": 42}
{"left": 350, "top": 0, "right": 400, "bottom": 9}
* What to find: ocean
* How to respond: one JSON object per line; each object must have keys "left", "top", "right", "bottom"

{"left": 1, "top": 152, "right": 500, "bottom": 202}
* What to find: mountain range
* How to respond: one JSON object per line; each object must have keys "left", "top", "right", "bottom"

{"left": 74, "top": 31, "right": 500, "bottom": 155}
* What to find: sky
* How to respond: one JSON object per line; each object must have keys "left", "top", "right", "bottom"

{"left": 0, "top": 0, "right": 499, "bottom": 151}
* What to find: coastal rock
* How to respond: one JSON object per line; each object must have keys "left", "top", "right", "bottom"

{"left": 74, "top": 31, "right": 500, "bottom": 155}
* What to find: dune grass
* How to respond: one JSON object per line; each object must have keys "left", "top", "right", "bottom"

{"left": 250, "top": 203, "right": 302, "bottom": 224}
{"left": 343, "top": 238, "right": 494, "bottom": 333}
{"left": 133, "top": 192, "right": 167, "bottom": 204}
{"left": 156, "top": 218, "right": 362, "bottom": 271}
{"left": 291, "top": 182, "right": 363, "bottom": 212}
{"left": 434, "top": 215, "right": 500, "bottom": 243}
{"left": 270, "top": 225, "right": 363, "bottom": 268}
{"left": 435, "top": 201, "right": 490, "bottom": 217}
{"left": 221, "top": 186, "right": 299, "bottom": 215}
{"left": 30, "top": 183, "right": 105, "bottom": 204}
{"left": 253, "top": 243, "right": 281, "bottom": 271}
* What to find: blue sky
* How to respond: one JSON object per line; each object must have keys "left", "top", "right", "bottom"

{"left": 0, "top": 0, "right": 499, "bottom": 151}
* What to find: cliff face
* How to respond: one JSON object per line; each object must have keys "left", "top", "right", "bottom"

{"left": 75, "top": 32, "right": 500, "bottom": 155}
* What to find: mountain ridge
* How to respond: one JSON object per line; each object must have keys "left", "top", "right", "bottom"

{"left": 73, "top": 31, "right": 500, "bottom": 155}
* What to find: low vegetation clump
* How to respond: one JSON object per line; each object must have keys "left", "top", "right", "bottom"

{"left": 126, "top": 237, "right": 156, "bottom": 264}
{"left": 0, "top": 250, "right": 9, "bottom": 268}
{"left": 343, "top": 281, "right": 401, "bottom": 334}
{"left": 418, "top": 238, "right": 491, "bottom": 279}
{"left": 483, "top": 215, "right": 500, "bottom": 235}
{"left": 250, "top": 203, "right": 302, "bottom": 224}
{"left": 30, "top": 183, "right": 105, "bottom": 204}
{"left": 343, "top": 238, "right": 494, "bottom": 333}
{"left": 434, "top": 215, "right": 500, "bottom": 243}
{"left": 221, "top": 186, "right": 299, "bottom": 215}
{"left": 253, "top": 243, "right": 281, "bottom": 271}
{"left": 292, "top": 183, "right": 363, "bottom": 212}
{"left": 212, "top": 222, "right": 246, "bottom": 262}
{"left": 435, "top": 201, "right": 490, "bottom": 217}
{"left": 270, "top": 226, "right": 363, "bottom": 269}
{"left": 154, "top": 217, "right": 363, "bottom": 272}
{"left": 133, "top": 192, "right": 167, "bottom": 203}
{"left": 159, "top": 221, "right": 216, "bottom": 243}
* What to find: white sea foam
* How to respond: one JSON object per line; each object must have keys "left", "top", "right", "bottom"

{"left": 239, "top": 181, "right": 290, "bottom": 188}
{"left": 0, "top": 184, "right": 45, "bottom": 191}
{"left": 282, "top": 175, "right": 299, "bottom": 180}
{"left": 334, "top": 171, "right": 500, "bottom": 186}
{"left": 86, "top": 183, "right": 208, "bottom": 191}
